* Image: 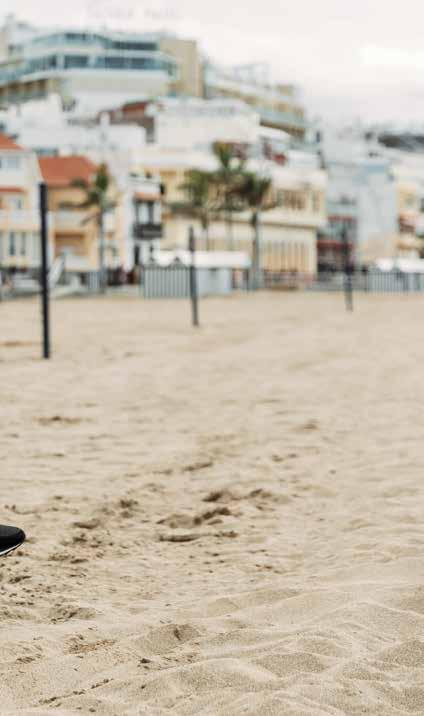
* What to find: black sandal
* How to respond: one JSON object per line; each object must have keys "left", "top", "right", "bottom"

{"left": 0, "top": 525, "right": 26, "bottom": 556}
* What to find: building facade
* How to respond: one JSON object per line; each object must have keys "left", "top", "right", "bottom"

{"left": 204, "top": 62, "right": 307, "bottom": 140}
{"left": 140, "top": 146, "right": 326, "bottom": 277}
{"left": 0, "top": 132, "right": 45, "bottom": 273}
{"left": 38, "top": 155, "right": 163, "bottom": 278}
{"left": 0, "top": 17, "right": 179, "bottom": 114}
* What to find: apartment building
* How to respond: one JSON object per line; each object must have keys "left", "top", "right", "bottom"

{"left": 38, "top": 155, "right": 116, "bottom": 275}
{"left": 0, "top": 16, "right": 179, "bottom": 114}
{"left": 0, "top": 132, "right": 45, "bottom": 273}
{"left": 0, "top": 17, "right": 308, "bottom": 145}
{"left": 204, "top": 63, "right": 307, "bottom": 140}
{"left": 38, "top": 156, "right": 163, "bottom": 277}
{"left": 140, "top": 146, "right": 326, "bottom": 277}
{"left": 158, "top": 35, "right": 203, "bottom": 97}
{"left": 319, "top": 129, "right": 400, "bottom": 265}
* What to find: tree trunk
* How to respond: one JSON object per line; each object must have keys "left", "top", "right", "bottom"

{"left": 226, "top": 209, "right": 234, "bottom": 251}
{"left": 98, "top": 212, "right": 106, "bottom": 294}
{"left": 205, "top": 221, "right": 210, "bottom": 251}
{"left": 202, "top": 214, "right": 210, "bottom": 251}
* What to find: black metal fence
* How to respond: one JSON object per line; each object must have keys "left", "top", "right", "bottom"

{"left": 262, "top": 270, "right": 313, "bottom": 290}
{"left": 314, "top": 270, "right": 424, "bottom": 293}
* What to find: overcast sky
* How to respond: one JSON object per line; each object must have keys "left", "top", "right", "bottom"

{"left": 2, "top": 0, "right": 424, "bottom": 125}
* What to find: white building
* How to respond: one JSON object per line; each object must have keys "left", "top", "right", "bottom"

{"left": 204, "top": 62, "right": 307, "bottom": 140}
{"left": 0, "top": 132, "right": 45, "bottom": 272}
{"left": 0, "top": 16, "right": 178, "bottom": 115}
{"left": 147, "top": 97, "right": 261, "bottom": 150}
{"left": 321, "top": 128, "right": 398, "bottom": 264}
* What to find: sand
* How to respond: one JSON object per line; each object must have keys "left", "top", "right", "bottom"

{"left": 1, "top": 291, "right": 424, "bottom": 715}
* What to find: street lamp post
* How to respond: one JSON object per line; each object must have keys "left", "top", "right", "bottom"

{"left": 39, "top": 183, "right": 51, "bottom": 359}
{"left": 188, "top": 226, "right": 199, "bottom": 327}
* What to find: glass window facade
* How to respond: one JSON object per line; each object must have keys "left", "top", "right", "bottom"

{"left": 29, "top": 32, "right": 158, "bottom": 53}
{"left": 0, "top": 52, "right": 177, "bottom": 83}
{"left": 64, "top": 55, "right": 89, "bottom": 69}
{"left": 9, "top": 232, "right": 15, "bottom": 256}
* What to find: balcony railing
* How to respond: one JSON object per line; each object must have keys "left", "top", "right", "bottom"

{"left": 259, "top": 107, "right": 307, "bottom": 131}
{"left": 0, "top": 210, "right": 40, "bottom": 227}
{"left": 54, "top": 211, "right": 86, "bottom": 229}
{"left": 54, "top": 211, "right": 116, "bottom": 231}
{"left": 133, "top": 222, "right": 163, "bottom": 240}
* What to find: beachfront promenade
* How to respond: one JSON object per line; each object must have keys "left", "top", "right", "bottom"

{"left": 1, "top": 292, "right": 424, "bottom": 714}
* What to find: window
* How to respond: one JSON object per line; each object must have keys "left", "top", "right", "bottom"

{"left": 111, "top": 41, "right": 157, "bottom": 51}
{"left": 103, "top": 56, "right": 126, "bottom": 69}
{"left": 6, "top": 156, "right": 20, "bottom": 170}
{"left": 64, "top": 55, "right": 89, "bottom": 69}
{"left": 9, "top": 196, "right": 23, "bottom": 210}
{"left": 20, "top": 233, "right": 26, "bottom": 256}
{"left": 27, "top": 54, "right": 58, "bottom": 74}
{"left": 9, "top": 232, "right": 16, "bottom": 256}
{"left": 277, "top": 190, "right": 306, "bottom": 211}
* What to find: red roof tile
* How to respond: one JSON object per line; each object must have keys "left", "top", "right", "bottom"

{"left": 39, "top": 156, "right": 98, "bottom": 188}
{"left": 0, "top": 133, "right": 23, "bottom": 151}
{"left": 134, "top": 191, "right": 160, "bottom": 201}
{"left": 0, "top": 186, "right": 24, "bottom": 193}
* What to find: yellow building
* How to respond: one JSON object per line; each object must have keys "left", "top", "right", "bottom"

{"left": 38, "top": 156, "right": 124, "bottom": 275}
{"left": 159, "top": 36, "right": 203, "bottom": 98}
{"left": 140, "top": 151, "right": 326, "bottom": 278}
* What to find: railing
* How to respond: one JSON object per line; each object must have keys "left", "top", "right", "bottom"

{"left": 262, "top": 270, "right": 313, "bottom": 290}
{"left": 54, "top": 211, "right": 116, "bottom": 231}
{"left": 141, "top": 264, "right": 190, "bottom": 299}
{"left": 314, "top": 270, "right": 424, "bottom": 293}
{"left": 133, "top": 222, "right": 163, "bottom": 240}
{"left": 54, "top": 211, "right": 85, "bottom": 229}
{"left": 0, "top": 210, "right": 40, "bottom": 227}
{"left": 259, "top": 107, "right": 307, "bottom": 131}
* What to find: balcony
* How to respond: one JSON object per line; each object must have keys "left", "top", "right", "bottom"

{"left": 54, "top": 211, "right": 116, "bottom": 232}
{"left": 259, "top": 107, "right": 307, "bottom": 132}
{"left": 133, "top": 222, "right": 163, "bottom": 240}
{"left": 54, "top": 211, "right": 86, "bottom": 230}
{"left": 0, "top": 210, "right": 40, "bottom": 228}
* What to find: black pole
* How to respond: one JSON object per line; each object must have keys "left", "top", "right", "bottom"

{"left": 39, "top": 183, "right": 51, "bottom": 359}
{"left": 341, "top": 225, "right": 353, "bottom": 312}
{"left": 188, "top": 226, "right": 199, "bottom": 327}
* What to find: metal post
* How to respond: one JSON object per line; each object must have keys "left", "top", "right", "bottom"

{"left": 188, "top": 227, "right": 199, "bottom": 327}
{"left": 341, "top": 225, "right": 353, "bottom": 312}
{"left": 39, "top": 183, "right": 51, "bottom": 359}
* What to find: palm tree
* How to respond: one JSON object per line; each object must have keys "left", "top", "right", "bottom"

{"left": 176, "top": 169, "right": 214, "bottom": 250}
{"left": 238, "top": 171, "right": 272, "bottom": 289}
{"left": 212, "top": 142, "right": 246, "bottom": 250}
{"left": 72, "top": 164, "right": 116, "bottom": 293}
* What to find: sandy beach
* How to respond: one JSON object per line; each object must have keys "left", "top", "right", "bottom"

{"left": 1, "top": 291, "right": 424, "bottom": 715}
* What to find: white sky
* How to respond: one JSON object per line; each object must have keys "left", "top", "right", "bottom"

{"left": 2, "top": 0, "right": 424, "bottom": 125}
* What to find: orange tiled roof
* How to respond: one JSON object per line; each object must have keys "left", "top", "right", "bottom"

{"left": 39, "top": 156, "right": 98, "bottom": 188}
{"left": 0, "top": 186, "right": 24, "bottom": 193}
{"left": 0, "top": 133, "right": 23, "bottom": 151}
{"left": 134, "top": 191, "right": 160, "bottom": 201}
